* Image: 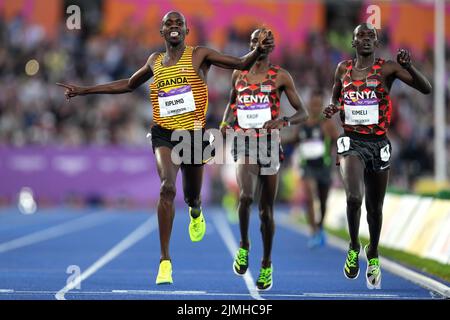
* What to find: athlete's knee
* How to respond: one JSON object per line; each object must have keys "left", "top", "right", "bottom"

{"left": 346, "top": 193, "right": 363, "bottom": 208}
{"left": 239, "top": 193, "right": 253, "bottom": 207}
{"left": 160, "top": 180, "right": 176, "bottom": 201}
{"left": 259, "top": 207, "right": 274, "bottom": 224}
{"left": 367, "top": 205, "right": 383, "bottom": 219}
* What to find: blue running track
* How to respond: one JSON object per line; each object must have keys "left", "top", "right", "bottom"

{"left": 0, "top": 206, "right": 447, "bottom": 300}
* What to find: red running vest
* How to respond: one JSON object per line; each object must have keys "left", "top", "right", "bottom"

{"left": 231, "top": 65, "right": 281, "bottom": 134}
{"left": 339, "top": 58, "right": 392, "bottom": 136}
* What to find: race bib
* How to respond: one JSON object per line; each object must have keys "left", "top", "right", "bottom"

{"left": 344, "top": 100, "right": 379, "bottom": 125}
{"left": 337, "top": 136, "right": 350, "bottom": 153}
{"left": 380, "top": 144, "right": 390, "bottom": 162}
{"left": 299, "top": 139, "right": 325, "bottom": 160}
{"left": 236, "top": 103, "right": 272, "bottom": 129}
{"left": 158, "top": 85, "right": 196, "bottom": 118}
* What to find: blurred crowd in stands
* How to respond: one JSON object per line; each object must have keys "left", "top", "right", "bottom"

{"left": 0, "top": 4, "right": 448, "bottom": 199}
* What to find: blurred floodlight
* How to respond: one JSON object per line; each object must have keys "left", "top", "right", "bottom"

{"left": 18, "top": 187, "right": 37, "bottom": 215}
{"left": 25, "top": 59, "right": 40, "bottom": 76}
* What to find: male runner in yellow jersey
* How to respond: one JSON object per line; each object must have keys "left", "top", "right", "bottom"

{"left": 57, "top": 11, "right": 273, "bottom": 285}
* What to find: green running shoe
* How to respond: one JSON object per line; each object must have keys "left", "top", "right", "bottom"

{"left": 233, "top": 248, "right": 249, "bottom": 276}
{"left": 188, "top": 208, "right": 206, "bottom": 242}
{"left": 364, "top": 245, "right": 382, "bottom": 289}
{"left": 155, "top": 260, "right": 173, "bottom": 285}
{"left": 256, "top": 265, "right": 273, "bottom": 291}
{"left": 343, "top": 246, "right": 360, "bottom": 279}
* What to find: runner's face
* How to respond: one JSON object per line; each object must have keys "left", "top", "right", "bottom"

{"left": 353, "top": 26, "right": 378, "bottom": 56}
{"left": 160, "top": 12, "right": 188, "bottom": 45}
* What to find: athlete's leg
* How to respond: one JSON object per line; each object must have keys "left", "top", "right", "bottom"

{"left": 317, "top": 179, "right": 331, "bottom": 229}
{"left": 155, "top": 146, "right": 180, "bottom": 261}
{"left": 364, "top": 169, "right": 389, "bottom": 258}
{"left": 258, "top": 172, "right": 279, "bottom": 268}
{"left": 303, "top": 177, "right": 318, "bottom": 234}
{"left": 236, "top": 158, "right": 259, "bottom": 250}
{"left": 340, "top": 155, "right": 365, "bottom": 251}
{"left": 181, "top": 164, "right": 207, "bottom": 242}
{"left": 181, "top": 164, "right": 204, "bottom": 216}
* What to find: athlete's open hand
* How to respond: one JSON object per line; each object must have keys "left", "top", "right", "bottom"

{"left": 397, "top": 49, "right": 412, "bottom": 69}
{"left": 256, "top": 29, "right": 274, "bottom": 54}
{"left": 323, "top": 104, "right": 340, "bottom": 119}
{"left": 56, "top": 83, "right": 86, "bottom": 100}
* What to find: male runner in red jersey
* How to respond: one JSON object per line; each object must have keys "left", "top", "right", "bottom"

{"left": 221, "top": 29, "right": 308, "bottom": 291}
{"left": 323, "top": 23, "right": 431, "bottom": 289}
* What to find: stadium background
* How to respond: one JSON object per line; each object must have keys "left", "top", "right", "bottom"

{"left": 0, "top": 0, "right": 449, "bottom": 274}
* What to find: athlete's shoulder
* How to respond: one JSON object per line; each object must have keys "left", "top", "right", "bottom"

{"left": 333, "top": 60, "right": 349, "bottom": 80}
{"left": 274, "top": 67, "right": 294, "bottom": 88}
{"left": 192, "top": 45, "right": 215, "bottom": 56}
{"left": 146, "top": 51, "right": 163, "bottom": 67}
{"left": 337, "top": 60, "right": 351, "bottom": 70}
{"left": 382, "top": 59, "right": 397, "bottom": 67}
{"left": 276, "top": 67, "right": 293, "bottom": 80}
{"left": 231, "top": 69, "right": 242, "bottom": 79}
{"left": 276, "top": 66, "right": 288, "bottom": 74}
{"left": 380, "top": 59, "right": 400, "bottom": 74}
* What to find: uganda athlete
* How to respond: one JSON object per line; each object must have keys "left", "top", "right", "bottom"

{"left": 57, "top": 11, "right": 274, "bottom": 285}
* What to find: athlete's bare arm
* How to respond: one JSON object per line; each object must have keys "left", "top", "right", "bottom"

{"left": 220, "top": 70, "right": 240, "bottom": 134}
{"left": 193, "top": 30, "right": 274, "bottom": 71}
{"left": 56, "top": 53, "right": 159, "bottom": 99}
{"left": 279, "top": 69, "right": 308, "bottom": 125}
{"left": 323, "top": 61, "right": 346, "bottom": 119}
{"left": 280, "top": 125, "right": 300, "bottom": 145}
{"left": 322, "top": 118, "right": 340, "bottom": 142}
{"left": 263, "top": 69, "right": 308, "bottom": 129}
{"left": 383, "top": 49, "right": 432, "bottom": 94}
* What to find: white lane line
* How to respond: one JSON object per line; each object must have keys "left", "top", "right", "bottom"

{"left": 212, "top": 213, "right": 264, "bottom": 300}
{"left": 0, "top": 289, "right": 433, "bottom": 300}
{"left": 0, "top": 213, "right": 113, "bottom": 254}
{"left": 277, "top": 213, "right": 450, "bottom": 299}
{"left": 55, "top": 215, "right": 158, "bottom": 300}
{"left": 112, "top": 290, "right": 207, "bottom": 294}
{"left": 0, "top": 289, "right": 14, "bottom": 293}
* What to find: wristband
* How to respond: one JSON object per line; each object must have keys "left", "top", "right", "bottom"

{"left": 220, "top": 121, "right": 230, "bottom": 128}
{"left": 282, "top": 116, "right": 291, "bottom": 127}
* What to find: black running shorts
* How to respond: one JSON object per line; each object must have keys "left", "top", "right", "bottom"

{"left": 336, "top": 132, "right": 392, "bottom": 173}
{"left": 150, "top": 125, "right": 215, "bottom": 166}
{"left": 231, "top": 133, "right": 284, "bottom": 175}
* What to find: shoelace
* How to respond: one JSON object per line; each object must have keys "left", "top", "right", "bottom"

{"left": 258, "top": 268, "right": 271, "bottom": 282}
{"left": 236, "top": 249, "right": 248, "bottom": 265}
{"left": 192, "top": 216, "right": 202, "bottom": 232}
{"left": 160, "top": 263, "right": 171, "bottom": 274}
{"left": 347, "top": 250, "right": 359, "bottom": 267}
{"left": 368, "top": 258, "right": 380, "bottom": 275}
